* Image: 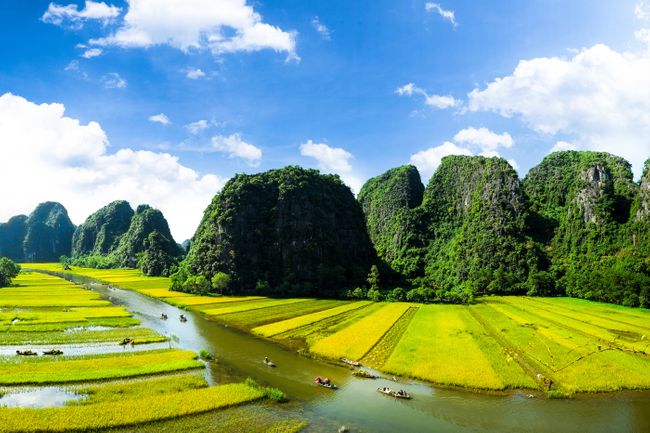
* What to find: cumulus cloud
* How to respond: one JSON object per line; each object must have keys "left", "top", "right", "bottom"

{"left": 186, "top": 119, "right": 209, "bottom": 134}
{"left": 211, "top": 133, "right": 262, "bottom": 166}
{"left": 0, "top": 93, "right": 223, "bottom": 241}
{"left": 101, "top": 72, "right": 126, "bottom": 89}
{"left": 185, "top": 68, "right": 205, "bottom": 79}
{"left": 453, "top": 127, "right": 513, "bottom": 156}
{"left": 396, "top": 82, "right": 459, "bottom": 109}
{"left": 425, "top": 2, "right": 457, "bottom": 28}
{"left": 82, "top": 0, "right": 298, "bottom": 60}
{"left": 409, "top": 142, "right": 472, "bottom": 181}
{"left": 42, "top": 1, "right": 121, "bottom": 28}
{"left": 300, "top": 140, "right": 362, "bottom": 193}
{"left": 81, "top": 48, "right": 103, "bottom": 58}
{"left": 636, "top": 1, "right": 650, "bottom": 20}
{"left": 468, "top": 44, "right": 650, "bottom": 176}
{"left": 311, "top": 16, "right": 330, "bottom": 39}
{"left": 550, "top": 141, "right": 577, "bottom": 153}
{"left": 148, "top": 113, "right": 171, "bottom": 125}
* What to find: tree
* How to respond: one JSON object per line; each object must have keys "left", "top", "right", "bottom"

{"left": 211, "top": 272, "right": 231, "bottom": 294}
{"left": 0, "top": 257, "right": 21, "bottom": 287}
{"left": 367, "top": 265, "right": 380, "bottom": 291}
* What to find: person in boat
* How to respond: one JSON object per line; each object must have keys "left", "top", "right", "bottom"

{"left": 180, "top": 314, "right": 187, "bottom": 321}
{"left": 323, "top": 377, "right": 330, "bottom": 385}
{"left": 315, "top": 376, "right": 322, "bottom": 384}
{"left": 264, "top": 356, "right": 269, "bottom": 363}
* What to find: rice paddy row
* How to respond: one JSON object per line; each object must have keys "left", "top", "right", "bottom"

{"left": 0, "top": 270, "right": 300, "bottom": 432}
{"left": 25, "top": 264, "right": 650, "bottom": 396}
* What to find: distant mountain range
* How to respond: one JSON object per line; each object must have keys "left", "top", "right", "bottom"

{"left": 2, "top": 150, "right": 649, "bottom": 307}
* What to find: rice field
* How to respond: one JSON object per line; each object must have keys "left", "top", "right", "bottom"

{"left": 23, "top": 265, "right": 650, "bottom": 395}
{"left": 0, "top": 268, "right": 298, "bottom": 432}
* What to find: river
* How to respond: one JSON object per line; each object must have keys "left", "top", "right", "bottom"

{"left": 41, "top": 273, "right": 650, "bottom": 433}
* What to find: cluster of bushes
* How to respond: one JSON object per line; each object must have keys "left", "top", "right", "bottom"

{"left": 0, "top": 257, "right": 20, "bottom": 287}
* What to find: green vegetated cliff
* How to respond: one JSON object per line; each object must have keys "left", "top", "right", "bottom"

{"left": 72, "top": 203, "right": 183, "bottom": 276}
{"left": 357, "top": 165, "right": 426, "bottom": 281}
{"left": 178, "top": 166, "right": 375, "bottom": 296}
{"left": 524, "top": 151, "right": 647, "bottom": 306}
{"left": 72, "top": 200, "right": 134, "bottom": 257}
{"left": 1, "top": 203, "right": 76, "bottom": 262}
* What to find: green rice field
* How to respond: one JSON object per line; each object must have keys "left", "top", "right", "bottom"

{"left": 23, "top": 264, "right": 650, "bottom": 395}
{"left": 0, "top": 269, "right": 302, "bottom": 432}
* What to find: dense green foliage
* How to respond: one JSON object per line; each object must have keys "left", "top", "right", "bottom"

{"left": 178, "top": 166, "right": 375, "bottom": 296}
{"left": 21, "top": 202, "right": 75, "bottom": 262}
{"left": 112, "top": 205, "right": 183, "bottom": 276}
{"left": 0, "top": 257, "right": 20, "bottom": 287}
{"left": 523, "top": 151, "right": 649, "bottom": 307}
{"left": 0, "top": 215, "right": 27, "bottom": 261}
{"left": 72, "top": 200, "right": 134, "bottom": 257}
{"left": 357, "top": 165, "right": 425, "bottom": 281}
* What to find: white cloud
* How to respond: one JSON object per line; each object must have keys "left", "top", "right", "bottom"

{"left": 311, "top": 16, "right": 330, "bottom": 39}
{"left": 453, "top": 127, "right": 513, "bottom": 156}
{"left": 101, "top": 72, "right": 126, "bottom": 89}
{"left": 409, "top": 142, "right": 472, "bottom": 181}
{"left": 299, "top": 140, "right": 362, "bottom": 193}
{"left": 149, "top": 113, "right": 171, "bottom": 125}
{"left": 81, "top": 48, "right": 103, "bottom": 58}
{"left": 636, "top": 1, "right": 650, "bottom": 20}
{"left": 300, "top": 140, "right": 353, "bottom": 173}
{"left": 550, "top": 141, "right": 577, "bottom": 153}
{"left": 425, "top": 2, "right": 457, "bottom": 28}
{"left": 86, "top": 0, "right": 298, "bottom": 60}
{"left": 636, "top": 28, "right": 650, "bottom": 48}
{"left": 186, "top": 119, "right": 209, "bottom": 134}
{"left": 395, "top": 82, "right": 459, "bottom": 109}
{"left": 468, "top": 44, "right": 650, "bottom": 176}
{"left": 185, "top": 68, "right": 205, "bottom": 79}
{"left": 211, "top": 133, "right": 262, "bottom": 166}
{"left": 507, "top": 159, "right": 520, "bottom": 170}
{"left": 42, "top": 1, "right": 121, "bottom": 28}
{"left": 0, "top": 93, "right": 223, "bottom": 241}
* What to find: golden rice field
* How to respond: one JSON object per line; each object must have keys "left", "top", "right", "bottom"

{"left": 0, "top": 269, "right": 301, "bottom": 432}
{"left": 23, "top": 264, "right": 650, "bottom": 395}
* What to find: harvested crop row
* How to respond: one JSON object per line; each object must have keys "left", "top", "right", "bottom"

{"left": 310, "top": 303, "right": 411, "bottom": 360}
{"left": 252, "top": 301, "right": 372, "bottom": 337}
{"left": 0, "top": 349, "right": 203, "bottom": 385}
{"left": 361, "top": 306, "right": 418, "bottom": 369}
{"left": 0, "top": 383, "right": 265, "bottom": 432}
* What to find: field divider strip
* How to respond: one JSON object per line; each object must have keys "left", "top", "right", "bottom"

{"left": 357, "top": 305, "right": 418, "bottom": 361}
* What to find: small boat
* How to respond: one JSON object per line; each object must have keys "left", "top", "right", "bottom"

{"left": 392, "top": 390, "right": 412, "bottom": 400}
{"left": 377, "top": 386, "right": 393, "bottom": 396}
{"left": 119, "top": 337, "right": 134, "bottom": 346}
{"left": 160, "top": 313, "right": 168, "bottom": 320}
{"left": 42, "top": 349, "right": 63, "bottom": 356}
{"left": 340, "top": 357, "right": 361, "bottom": 367}
{"left": 180, "top": 314, "right": 188, "bottom": 323}
{"left": 16, "top": 350, "right": 37, "bottom": 356}
{"left": 352, "top": 369, "right": 377, "bottom": 379}
{"left": 263, "top": 357, "right": 276, "bottom": 367}
{"left": 315, "top": 377, "right": 337, "bottom": 389}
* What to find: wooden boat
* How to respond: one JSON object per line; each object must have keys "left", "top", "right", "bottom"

{"left": 160, "top": 313, "right": 168, "bottom": 320}
{"left": 42, "top": 349, "right": 63, "bottom": 356}
{"left": 392, "top": 390, "right": 412, "bottom": 400}
{"left": 119, "top": 337, "right": 134, "bottom": 346}
{"left": 340, "top": 357, "right": 361, "bottom": 367}
{"left": 315, "top": 378, "right": 337, "bottom": 389}
{"left": 179, "top": 314, "right": 188, "bottom": 322}
{"left": 263, "top": 358, "right": 276, "bottom": 367}
{"left": 377, "top": 387, "right": 394, "bottom": 396}
{"left": 16, "top": 350, "right": 37, "bottom": 356}
{"left": 352, "top": 369, "right": 377, "bottom": 379}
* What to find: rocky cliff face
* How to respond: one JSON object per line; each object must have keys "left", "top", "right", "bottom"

{"left": 357, "top": 165, "right": 425, "bottom": 279}
{"left": 72, "top": 200, "right": 134, "bottom": 257}
{"left": 524, "top": 151, "right": 636, "bottom": 256}
{"left": 421, "top": 156, "right": 535, "bottom": 297}
{"left": 186, "top": 166, "right": 375, "bottom": 295}
{"left": 112, "top": 205, "right": 182, "bottom": 271}
{"left": 0, "top": 215, "right": 28, "bottom": 261}
{"left": 21, "top": 202, "right": 75, "bottom": 262}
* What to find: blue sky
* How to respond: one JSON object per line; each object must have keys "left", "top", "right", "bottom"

{"left": 1, "top": 0, "right": 649, "bottom": 240}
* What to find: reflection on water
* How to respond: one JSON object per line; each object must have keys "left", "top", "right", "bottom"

{"left": 0, "top": 387, "right": 81, "bottom": 408}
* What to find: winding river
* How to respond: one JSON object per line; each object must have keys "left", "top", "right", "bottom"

{"left": 33, "top": 273, "right": 650, "bottom": 433}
